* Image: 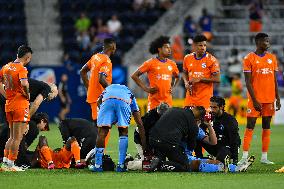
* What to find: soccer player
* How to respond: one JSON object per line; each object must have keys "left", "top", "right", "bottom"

{"left": 131, "top": 36, "right": 179, "bottom": 111}
{"left": 194, "top": 96, "right": 241, "bottom": 165}
{"left": 182, "top": 34, "right": 220, "bottom": 109}
{"left": 239, "top": 33, "right": 281, "bottom": 165}
{"left": 80, "top": 38, "right": 116, "bottom": 124}
{"left": 58, "top": 118, "right": 97, "bottom": 158}
{"left": 35, "top": 136, "right": 85, "bottom": 169}
{"left": 134, "top": 102, "right": 170, "bottom": 159}
{"left": 89, "top": 84, "right": 146, "bottom": 172}
{"left": 0, "top": 112, "right": 49, "bottom": 166}
{"left": 0, "top": 45, "right": 32, "bottom": 171}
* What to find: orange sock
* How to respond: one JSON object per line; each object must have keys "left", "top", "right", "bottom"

{"left": 4, "top": 149, "right": 8, "bottom": 158}
{"left": 41, "top": 146, "right": 53, "bottom": 163}
{"left": 105, "top": 130, "right": 111, "bottom": 148}
{"left": 71, "top": 141, "right": 80, "bottom": 162}
{"left": 8, "top": 150, "right": 18, "bottom": 161}
{"left": 243, "top": 128, "right": 254, "bottom": 151}
{"left": 262, "top": 129, "right": 271, "bottom": 152}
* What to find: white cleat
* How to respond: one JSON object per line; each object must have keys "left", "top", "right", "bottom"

{"left": 236, "top": 155, "right": 255, "bottom": 172}
{"left": 260, "top": 159, "right": 275, "bottom": 165}
{"left": 237, "top": 158, "right": 247, "bottom": 165}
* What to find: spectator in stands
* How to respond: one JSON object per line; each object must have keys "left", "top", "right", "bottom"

{"left": 75, "top": 12, "right": 91, "bottom": 33}
{"left": 199, "top": 8, "right": 213, "bottom": 41}
{"left": 183, "top": 15, "right": 197, "bottom": 43}
{"left": 248, "top": 0, "right": 264, "bottom": 33}
{"left": 227, "top": 48, "right": 243, "bottom": 81}
{"left": 107, "top": 15, "right": 122, "bottom": 37}
{"left": 171, "top": 35, "right": 184, "bottom": 64}
{"left": 89, "top": 26, "right": 97, "bottom": 41}
{"left": 77, "top": 31, "right": 91, "bottom": 51}
{"left": 96, "top": 26, "right": 112, "bottom": 43}
{"left": 159, "top": 0, "right": 173, "bottom": 10}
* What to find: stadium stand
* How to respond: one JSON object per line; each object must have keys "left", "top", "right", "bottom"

{"left": 0, "top": 0, "right": 27, "bottom": 66}
{"left": 59, "top": 0, "right": 172, "bottom": 65}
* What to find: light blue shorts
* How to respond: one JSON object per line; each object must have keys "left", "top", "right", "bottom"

{"left": 97, "top": 98, "right": 131, "bottom": 127}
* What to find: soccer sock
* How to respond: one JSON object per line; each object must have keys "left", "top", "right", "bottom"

{"left": 95, "top": 148, "right": 104, "bottom": 167}
{"left": 8, "top": 150, "right": 18, "bottom": 162}
{"left": 71, "top": 141, "right": 81, "bottom": 162}
{"left": 243, "top": 128, "right": 254, "bottom": 154}
{"left": 118, "top": 136, "right": 128, "bottom": 166}
{"left": 229, "top": 164, "right": 237, "bottom": 173}
{"left": 40, "top": 146, "right": 53, "bottom": 163}
{"left": 261, "top": 129, "right": 271, "bottom": 155}
{"left": 199, "top": 162, "right": 222, "bottom": 173}
{"left": 135, "top": 143, "right": 144, "bottom": 159}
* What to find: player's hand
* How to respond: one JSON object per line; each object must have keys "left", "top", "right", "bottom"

{"left": 145, "top": 87, "right": 158, "bottom": 94}
{"left": 24, "top": 124, "right": 29, "bottom": 135}
{"left": 253, "top": 100, "right": 262, "bottom": 112}
{"left": 168, "top": 87, "right": 173, "bottom": 94}
{"left": 185, "top": 82, "right": 193, "bottom": 95}
{"left": 276, "top": 98, "right": 281, "bottom": 111}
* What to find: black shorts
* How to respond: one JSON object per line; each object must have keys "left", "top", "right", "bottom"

{"left": 195, "top": 141, "right": 231, "bottom": 163}
{"left": 149, "top": 138, "right": 189, "bottom": 168}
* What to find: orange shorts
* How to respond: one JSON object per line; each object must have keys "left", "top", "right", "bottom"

{"left": 249, "top": 20, "right": 262, "bottom": 32}
{"left": 247, "top": 99, "right": 275, "bottom": 117}
{"left": 6, "top": 108, "right": 30, "bottom": 123}
{"left": 90, "top": 102, "right": 98, "bottom": 120}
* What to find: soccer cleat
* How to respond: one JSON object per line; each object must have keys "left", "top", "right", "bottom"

{"left": 116, "top": 164, "right": 127, "bottom": 172}
{"left": 48, "top": 162, "right": 55, "bottom": 170}
{"left": 147, "top": 157, "right": 160, "bottom": 172}
{"left": 9, "top": 165, "right": 25, "bottom": 172}
{"left": 236, "top": 155, "right": 255, "bottom": 172}
{"left": 0, "top": 163, "right": 12, "bottom": 172}
{"left": 237, "top": 158, "right": 247, "bottom": 165}
{"left": 223, "top": 155, "right": 230, "bottom": 173}
{"left": 275, "top": 166, "right": 284, "bottom": 173}
{"left": 260, "top": 159, "right": 274, "bottom": 165}
{"left": 88, "top": 165, "right": 103, "bottom": 172}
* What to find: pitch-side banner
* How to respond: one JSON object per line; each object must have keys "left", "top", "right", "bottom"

{"left": 134, "top": 98, "right": 284, "bottom": 125}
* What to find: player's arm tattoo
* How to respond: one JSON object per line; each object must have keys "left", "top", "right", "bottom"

{"left": 200, "top": 72, "right": 220, "bottom": 83}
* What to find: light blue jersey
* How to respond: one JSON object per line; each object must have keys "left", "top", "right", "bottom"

{"left": 97, "top": 84, "right": 139, "bottom": 127}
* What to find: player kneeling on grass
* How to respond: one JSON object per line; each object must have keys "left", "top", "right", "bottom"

{"left": 34, "top": 136, "right": 85, "bottom": 169}
{"left": 147, "top": 106, "right": 255, "bottom": 173}
{"left": 89, "top": 84, "right": 146, "bottom": 172}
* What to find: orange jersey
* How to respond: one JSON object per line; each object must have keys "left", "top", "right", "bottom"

{"left": 138, "top": 58, "right": 179, "bottom": 110}
{"left": 40, "top": 147, "right": 73, "bottom": 169}
{"left": 183, "top": 52, "right": 220, "bottom": 108}
{"left": 0, "top": 62, "right": 29, "bottom": 112}
{"left": 86, "top": 53, "right": 112, "bottom": 103}
{"left": 243, "top": 52, "right": 278, "bottom": 103}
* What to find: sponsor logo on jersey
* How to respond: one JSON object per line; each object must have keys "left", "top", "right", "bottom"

{"left": 256, "top": 68, "right": 273, "bottom": 74}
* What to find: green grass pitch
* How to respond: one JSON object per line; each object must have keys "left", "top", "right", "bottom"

{"left": 0, "top": 123, "right": 284, "bottom": 189}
